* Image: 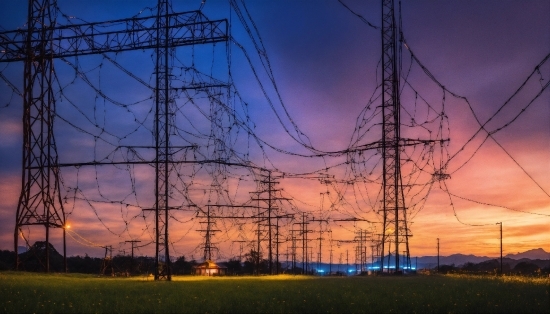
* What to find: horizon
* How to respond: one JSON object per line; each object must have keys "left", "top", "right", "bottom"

{"left": 12, "top": 244, "right": 549, "bottom": 262}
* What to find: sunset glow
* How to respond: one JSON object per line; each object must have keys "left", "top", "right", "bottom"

{"left": 0, "top": 0, "right": 548, "bottom": 265}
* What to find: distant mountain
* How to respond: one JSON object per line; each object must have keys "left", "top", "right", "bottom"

{"left": 415, "top": 249, "right": 550, "bottom": 269}
{"left": 416, "top": 254, "right": 492, "bottom": 267}
{"left": 505, "top": 248, "right": 550, "bottom": 260}
{"left": 288, "top": 249, "right": 550, "bottom": 271}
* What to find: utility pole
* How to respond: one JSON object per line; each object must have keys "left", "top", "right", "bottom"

{"left": 339, "top": 252, "right": 343, "bottom": 273}
{"left": 286, "top": 241, "right": 290, "bottom": 272}
{"left": 256, "top": 213, "right": 261, "bottom": 275}
{"left": 125, "top": 240, "right": 142, "bottom": 261}
{"left": 295, "top": 213, "right": 311, "bottom": 274}
{"left": 310, "top": 217, "right": 328, "bottom": 272}
{"left": 276, "top": 216, "right": 280, "bottom": 274}
{"left": 437, "top": 238, "right": 440, "bottom": 273}
{"left": 195, "top": 204, "right": 267, "bottom": 269}
{"left": 346, "top": 249, "right": 349, "bottom": 274}
{"left": 371, "top": 244, "right": 375, "bottom": 272}
{"left": 350, "top": 229, "right": 371, "bottom": 273}
{"left": 250, "top": 171, "right": 290, "bottom": 275}
{"left": 233, "top": 240, "right": 247, "bottom": 263}
{"left": 496, "top": 222, "right": 502, "bottom": 275}
{"left": 328, "top": 231, "right": 333, "bottom": 275}
{"left": 266, "top": 172, "right": 273, "bottom": 274}
{"left": 274, "top": 214, "right": 293, "bottom": 274}
{"left": 290, "top": 230, "right": 298, "bottom": 274}
{"left": 333, "top": 218, "right": 371, "bottom": 274}
{"left": 303, "top": 214, "right": 308, "bottom": 274}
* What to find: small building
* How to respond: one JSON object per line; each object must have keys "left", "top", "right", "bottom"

{"left": 192, "top": 260, "right": 227, "bottom": 276}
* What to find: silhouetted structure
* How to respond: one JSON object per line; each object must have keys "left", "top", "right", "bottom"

{"left": 2, "top": 0, "right": 227, "bottom": 280}
{"left": 193, "top": 259, "right": 227, "bottom": 276}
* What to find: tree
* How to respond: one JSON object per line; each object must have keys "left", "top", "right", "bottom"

{"left": 223, "top": 258, "right": 242, "bottom": 275}
{"left": 437, "top": 264, "right": 458, "bottom": 274}
{"left": 172, "top": 255, "right": 196, "bottom": 275}
{"left": 243, "top": 250, "right": 269, "bottom": 274}
{"left": 18, "top": 241, "right": 64, "bottom": 272}
{"left": 0, "top": 250, "right": 15, "bottom": 270}
{"left": 513, "top": 262, "right": 540, "bottom": 275}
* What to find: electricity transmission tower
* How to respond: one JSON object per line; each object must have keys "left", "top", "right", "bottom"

{"left": 340, "top": 0, "right": 447, "bottom": 273}
{"left": 9, "top": 0, "right": 66, "bottom": 273}
{"left": 197, "top": 203, "right": 221, "bottom": 261}
{"left": 250, "top": 171, "right": 290, "bottom": 274}
{"left": 376, "top": 0, "right": 447, "bottom": 273}
{"left": 379, "top": 0, "right": 409, "bottom": 274}
{"left": 1, "top": 0, "right": 227, "bottom": 280}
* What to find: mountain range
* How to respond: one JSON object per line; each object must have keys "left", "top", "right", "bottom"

{"left": 415, "top": 248, "right": 550, "bottom": 268}
{"left": 283, "top": 248, "right": 550, "bottom": 271}
{"left": 504, "top": 248, "right": 550, "bottom": 260}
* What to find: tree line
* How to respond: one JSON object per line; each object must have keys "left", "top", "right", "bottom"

{"left": 434, "top": 258, "right": 550, "bottom": 276}
{"left": 2, "top": 242, "right": 548, "bottom": 276}
{"left": 0, "top": 242, "right": 290, "bottom": 276}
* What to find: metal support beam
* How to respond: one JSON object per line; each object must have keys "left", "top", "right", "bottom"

{"left": 14, "top": 0, "right": 66, "bottom": 273}
{"left": 0, "top": 10, "right": 227, "bottom": 62}
{"left": 379, "top": 0, "right": 409, "bottom": 274}
{"left": 5, "top": 0, "right": 228, "bottom": 278}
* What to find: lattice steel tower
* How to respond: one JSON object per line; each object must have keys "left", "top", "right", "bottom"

{"left": 13, "top": 0, "right": 66, "bottom": 273}
{"left": 154, "top": 0, "right": 176, "bottom": 281}
{"left": 3, "top": 0, "right": 227, "bottom": 279}
{"left": 379, "top": 0, "right": 410, "bottom": 273}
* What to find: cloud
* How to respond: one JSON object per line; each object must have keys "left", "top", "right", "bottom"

{"left": 0, "top": 174, "right": 20, "bottom": 250}
{"left": 0, "top": 0, "right": 549, "bottom": 260}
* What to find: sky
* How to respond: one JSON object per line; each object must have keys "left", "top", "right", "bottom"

{"left": 0, "top": 0, "right": 549, "bottom": 264}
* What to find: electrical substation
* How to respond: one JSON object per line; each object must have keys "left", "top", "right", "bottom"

{"left": 1, "top": 0, "right": 548, "bottom": 281}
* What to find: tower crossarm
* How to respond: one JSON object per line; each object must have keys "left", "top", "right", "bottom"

{"left": 0, "top": 10, "right": 227, "bottom": 62}
{"left": 322, "top": 138, "right": 448, "bottom": 156}
{"left": 348, "top": 138, "right": 448, "bottom": 153}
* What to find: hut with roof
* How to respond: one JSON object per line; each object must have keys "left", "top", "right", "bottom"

{"left": 192, "top": 259, "right": 227, "bottom": 276}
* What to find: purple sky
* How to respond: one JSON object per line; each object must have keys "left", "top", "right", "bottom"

{"left": 0, "top": 0, "right": 549, "bottom": 261}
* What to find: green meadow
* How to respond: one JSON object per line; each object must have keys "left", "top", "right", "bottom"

{"left": 1, "top": 272, "right": 548, "bottom": 313}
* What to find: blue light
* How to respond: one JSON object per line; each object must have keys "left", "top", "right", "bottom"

{"left": 317, "top": 269, "right": 325, "bottom": 273}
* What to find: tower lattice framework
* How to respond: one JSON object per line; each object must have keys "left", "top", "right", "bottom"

{"left": 154, "top": 0, "right": 176, "bottom": 281}
{"left": 13, "top": 0, "right": 66, "bottom": 273}
{"left": 379, "top": 0, "right": 410, "bottom": 273}
{"left": 2, "top": 0, "right": 227, "bottom": 279}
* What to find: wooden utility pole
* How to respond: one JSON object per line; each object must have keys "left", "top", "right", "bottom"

{"left": 125, "top": 240, "right": 142, "bottom": 260}
{"left": 437, "top": 238, "right": 440, "bottom": 273}
{"left": 310, "top": 217, "right": 328, "bottom": 272}
{"left": 496, "top": 222, "right": 502, "bottom": 275}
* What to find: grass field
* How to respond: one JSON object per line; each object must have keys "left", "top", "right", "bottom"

{"left": 1, "top": 272, "right": 549, "bottom": 313}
